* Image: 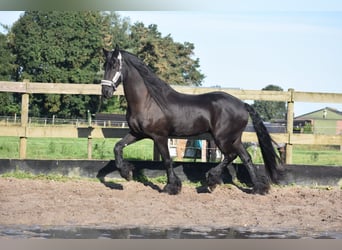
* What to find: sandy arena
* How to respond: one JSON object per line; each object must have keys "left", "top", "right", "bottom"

{"left": 0, "top": 177, "right": 341, "bottom": 237}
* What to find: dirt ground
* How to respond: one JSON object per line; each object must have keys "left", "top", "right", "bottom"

{"left": 0, "top": 177, "right": 341, "bottom": 234}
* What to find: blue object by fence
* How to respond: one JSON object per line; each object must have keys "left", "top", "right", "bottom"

{"left": 184, "top": 140, "right": 202, "bottom": 159}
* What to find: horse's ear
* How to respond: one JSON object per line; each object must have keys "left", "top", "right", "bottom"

{"left": 103, "top": 48, "right": 110, "bottom": 57}
{"left": 113, "top": 44, "right": 120, "bottom": 58}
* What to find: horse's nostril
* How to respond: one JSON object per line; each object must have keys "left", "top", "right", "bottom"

{"left": 102, "top": 89, "right": 112, "bottom": 99}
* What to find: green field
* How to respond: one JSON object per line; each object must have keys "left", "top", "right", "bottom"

{"left": 0, "top": 137, "right": 341, "bottom": 166}
{"left": 0, "top": 137, "right": 154, "bottom": 160}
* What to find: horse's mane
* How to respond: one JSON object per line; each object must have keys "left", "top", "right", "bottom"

{"left": 121, "top": 50, "right": 176, "bottom": 110}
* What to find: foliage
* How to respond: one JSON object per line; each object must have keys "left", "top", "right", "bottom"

{"left": 0, "top": 33, "right": 20, "bottom": 115}
{"left": 9, "top": 11, "right": 104, "bottom": 118}
{"left": 0, "top": 92, "right": 20, "bottom": 115}
{"left": 101, "top": 11, "right": 132, "bottom": 49}
{"left": 1, "top": 11, "right": 204, "bottom": 117}
{"left": 129, "top": 22, "right": 204, "bottom": 86}
{"left": 100, "top": 95, "right": 127, "bottom": 114}
{"left": 303, "top": 122, "right": 313, "bottom": 134}
{"left": 252, "top": 84, "right": 287, "bottom": 122}
{"left": 11, "top": 11, "right": 104, "bottom": 83}
{"left": 0, "top": 33, "right": 16, "bottom": 80}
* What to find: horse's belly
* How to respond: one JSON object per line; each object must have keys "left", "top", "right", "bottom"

{"left": 170, "top": 117, "right": 210, "bottom": 136}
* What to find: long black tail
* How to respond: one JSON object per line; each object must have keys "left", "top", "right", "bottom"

{"left": 244, "top": 103, "right": 283, "bottom": 183}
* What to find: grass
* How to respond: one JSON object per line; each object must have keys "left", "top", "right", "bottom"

{"left": 0, "top": 169, "right": 93, "bottom": 182}
{"left": 238, "top": 144, "right": 342, "bottom": 166}
{"left": 0, "top": 136, "right": 341, "bottom": 166}
{"left": 292, "top": 145, "right": 342, "bottom": 166}
{"left": 0, "top": 137, "right": 19, "bottom": 158}
{"left": 0, "top": 169, "right": 203, "bottom": 187}
{"left": 0, "top": 137, "right": 154, "bottom": 160}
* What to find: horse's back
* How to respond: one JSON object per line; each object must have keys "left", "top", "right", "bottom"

{"left": 170, "top": 90, "right": 243, "bottom": 107}
{"left": 195, "top": 91, "right": 248, "bottom": 119}
{"left": 163, "top": 90, "right": 249, "bottom": 136}
{"left": 205, "top": 91, "right": 249, "bottom": 126}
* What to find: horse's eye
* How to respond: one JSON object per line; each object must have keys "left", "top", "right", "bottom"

{"left": 112, "top": 59, "right": 120, "bottom": 68}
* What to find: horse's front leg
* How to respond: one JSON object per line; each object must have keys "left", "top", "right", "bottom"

{"left": 154, "top": 136, "right": 182, "bottom": 195}
{"left": 114, "top": 132, "right": 140, "bottom": 181}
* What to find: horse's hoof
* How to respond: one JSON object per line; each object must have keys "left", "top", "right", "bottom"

{"left": 96, "top": 176, "right": 105, "bottom": 183}
{"left": 119, "top": 169, "right": 133, "bottom": 181}
{"left": 252, "top": 183, "right": 270, "bottom": 195}
{"left": 206, "top": 171, "right": 222, "bottom": 192}
{"left": 119, "top": 161, "right": 135, "bottom": 181}
{"left": 163, "top": 182, "right": 182, "bottom": 195}
{"left": 207, "top": 183, "right": 217, "bottom": 193}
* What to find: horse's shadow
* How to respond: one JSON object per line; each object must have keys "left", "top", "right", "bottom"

{"left": 194, "top": 177, "right": 253, "bottom": 194}
{"left": 96, "top": 160, "right": 162, "bottom": 192}
{"left": 96, "top": 160, "right": 123, "bottom": 190}
{"left": 139, "top": 179, "right": 163, "bottom": 193}
{"left": 99, "top": 180, "right": 124, "bottom": 190}
{"left": 96, "top": 161, "right": 253, "bottom": 194}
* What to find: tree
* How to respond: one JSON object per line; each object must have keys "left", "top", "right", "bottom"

{"left": 252, "top": 84, "right": 286, "bottom": 122}
{"left": 129, "top": 23, "right": 204, "bottom": 86}
{"left": 10, "top": 11, "right": 104, "bottom": 118}
{"left": 8, "top": 11, "right": 205, "bottom": 117}
{"left": 101, "top": 11, "right": 132, "bottom": 50}
{"left": 0, "top": 33, "right": 15, "bottom": 81}
{"left": 0, "top": 33, "right": 20, "bottom": 115}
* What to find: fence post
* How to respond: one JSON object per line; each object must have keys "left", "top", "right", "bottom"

{"left": 87, "top": 136, "right": 92, "bottom": 160}
{"left": 19, "top": 80, "right": 30, "bottom": 159}
{"left": 201, "top": 140, "right": 207, "bottom": 162}
{"left": 285, "top": 88, "right": 294, "bottom": 164}
{"left": 87, "top": 110, "right": 92, "bottom": 127}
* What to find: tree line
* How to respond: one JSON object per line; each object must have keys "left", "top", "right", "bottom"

{"left": 0, "top": 11, "right": 285, "bottom": 121}
{"left": 0, "top": 11, "right": 205, "bottom": 118}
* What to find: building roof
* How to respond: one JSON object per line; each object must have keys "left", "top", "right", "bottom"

{"left": 295, "top": 107, "right": 342, "bottom": 120}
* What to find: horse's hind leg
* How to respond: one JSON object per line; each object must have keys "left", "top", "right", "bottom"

{"left": 234, "top": 141, "right": 270, "bottom": 194}
{"left": 206, "top": 153, "right": 237, "bottom": 192}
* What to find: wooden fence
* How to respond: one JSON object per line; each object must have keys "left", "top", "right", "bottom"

{"left": 1, "top": 80, "right": 342, "bottom": 164}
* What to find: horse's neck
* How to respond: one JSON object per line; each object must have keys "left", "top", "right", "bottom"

{"left": 123, "top": 67, "right": 149, "bottom": 108}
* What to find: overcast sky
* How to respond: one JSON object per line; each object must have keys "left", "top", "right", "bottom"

{"left": 1, "top": 10, "right": 342, "bottom": 116}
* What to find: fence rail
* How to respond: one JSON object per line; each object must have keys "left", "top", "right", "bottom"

{"left": 0, "top": 115, "right": 128, "bottom": 128}
{"left": 2, "top": 80, "right": 342, "bottom": 102}
{"left": 1, "top": 80, "right": 342, "bottom": 163}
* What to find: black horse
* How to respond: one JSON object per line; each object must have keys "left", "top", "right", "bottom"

{"left": 101, "top": 45, "right": 283, "bottom": 195}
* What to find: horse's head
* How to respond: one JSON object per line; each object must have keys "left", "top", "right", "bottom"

{"left": 101, "top": 45, "right": 123, "bottom": 98}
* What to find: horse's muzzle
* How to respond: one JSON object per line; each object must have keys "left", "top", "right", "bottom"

{"left": 101, "top": 80, "right": 116, "bottom": 98}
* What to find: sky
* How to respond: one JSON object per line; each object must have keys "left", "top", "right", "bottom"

{"left": 1, "top": 10, "right": 342, "bottom": 116}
